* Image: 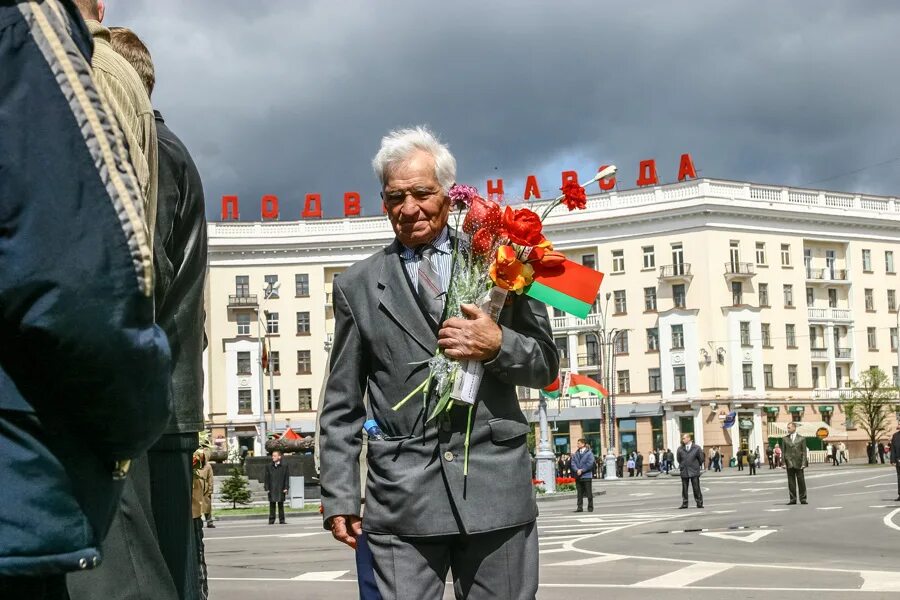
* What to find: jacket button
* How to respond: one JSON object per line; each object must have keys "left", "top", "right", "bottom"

{"left": 78, "top": 558, "right": 88, "bottom": 569}
{"left": 92, "top": 556, "right": 99, "bottom": 567}
{"left": 443, "top": 451, "right": 454, "bottom": 462}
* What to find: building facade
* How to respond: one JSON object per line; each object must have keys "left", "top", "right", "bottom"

{"left": 206, "top": 178, "right": 900, "bottom": 461}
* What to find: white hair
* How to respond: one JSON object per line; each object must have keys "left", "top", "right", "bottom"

{"left": 372, "top": 126, "right": 457, "bottom": 192}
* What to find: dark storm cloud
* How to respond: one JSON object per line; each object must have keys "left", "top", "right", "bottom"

{"left": 104, "top": 0, "right": 900, "bottom": 220}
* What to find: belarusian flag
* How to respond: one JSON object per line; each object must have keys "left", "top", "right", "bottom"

{"left": 566, "top": 373, "right": 609, "bottom": 398}
{"left": 526, "top": 259, "right": 604, "bottom": 319}
{"left": 541, "top": 377, "right": 561, "bottom": 399}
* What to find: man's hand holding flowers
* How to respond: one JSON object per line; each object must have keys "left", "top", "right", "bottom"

{"left": 437, "top": 304, "right": 502, "bottom": 361}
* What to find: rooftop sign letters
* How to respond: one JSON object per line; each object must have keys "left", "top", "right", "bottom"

{"left": 219, "top": 153, "right": 698, "bottom": 220}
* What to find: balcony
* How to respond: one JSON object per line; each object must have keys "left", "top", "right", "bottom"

{"left": 228, "top": 294, "right": 258, "bottom": 308}
{"left": 834, "top": 347, "right": 852, "bottom": 360}
{"left": 723, "top": 262, "right": 756, "bottom": 280}
{"left": 806, "top": 268, "right": 850, "bottom": 285}
{"left": 807, "top": 307, "right": 853, "bottom": 322}
{"left": 550, "top": 312, "right": 604, "bottom": 331}
{"left": 810, "top": 348, "right": 828, "bottom": 360}
{"left": 577, "top": 353, "right": 600, "bottom": 368}
{"left": 813, "top": 388, "right": 853, "bottom": 401}
{"left": 659, "top": 263, "right": 692, "bottom": 283}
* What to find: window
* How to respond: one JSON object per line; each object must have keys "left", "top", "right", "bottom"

{"left": 612, "top": 250, "right": 625, "bottom": 273}
{"left": 791, "top": 410, "right": 802, "bottom": 423}
{"left": 740, "top": 321, "right": 751, "bottom": 346}
{"left": 788, "top": 364, "right": 798, "bottom": 388}
{"left": 642, "top": 246, "right": 655, "bottom": 269}
{"left": 648, "top": 368, "right": 661, "bottom": 392}
{"left": 783, "top": 284, "right": 794, "bottom": 307}
{"left": 237, "top": 351, "right": 251, "bottom": 375}
{"left": 267, "top": 389, "right": 281, "bottom": 411}
{"left": 267, "top": 350, "right": 280, "bottom": 375}
{"left": 742, "top": 363, "right": 754, "bottom": 389}
{"left": 553, "top": 307, "right": 565, "bottom": 318}
{"left": 647, "top": 328, "right": 659, "bottom": 351}
{"left": 785, "top": 324, "right": 796, "bottom": 348}
{"left": 617, "top": 370, "right": 630, "bottom": 394}
{"left": 298, "top": 388, "right": 312, "bottom": 411}
{"left": 264, "top": 274, "right": 279, "bottom": 297}
{"left": 781, "top": 244, "right": 791, "bottom": 266}
{"left": 644, "top": 287, "right": 657, "bottom": 311}
{"left": 585, "top": 338, "right": 599, "bottom": 364}
{"left": 729, "top": 240, "right": 740, "bottom": 267}
{"left": 673, "top": 284, "right": 686, "bottom": 308}
{"left": 732, "top": 281, "right": 743, "bottom": 305}
{"left": 828, "top": 288, "right": 837, "bottom": 308}
{"left": 761, "top": 323, "right": 771, "bottom": 347}
{"left": 266, "top": 311, "right": 279, "bottom": 334}
{"left": 295, "top": 273, "right": 310, "bottom": 297}
{"left": 764, "top": 364, "right": 774, "bottom": 389}
{"left": 582, "top": 254, "right": 596, "bottom": 269}
{"left": 822, "top": 410, "right": 832, "bottom": 426}
{"left": 236, "top": 314, "right": 250, "bottom": 336}
{"left": 893, "top": 366, "right": 899, "bottom": 387}
{"left": 887, "top": 251, "right": 895, "bottom": 273}
{"left": 868, "top": 327, "right": 877, "bottom": 350}
{"left": 811, "top": 366, "right": 820, "bottom": 388}
{"left": 671, "top": 324, "right": 684, "bottom": 349}
{"left": 889, "top": 290, "right": 897, "bottom": 312}
{"left": 235, "top": 275, "right": 249, "bottom": 296}
{"left": 806, "top": 287, "right": 814, "bottom": 306}
{"left": 238, "top": 389, "right": 252, "bottom": 415}
{"left": 614, "top": 331, "right": 628, "bottom": 354}
{"left": 891, "top": 327, "right": 898, "bottom": 351}
{"left": 758, "top": 283, "right": 769, "bottom": 307}
{"left": 671, "top": 242, "right": 685, "bottom": 271}
{"left": 862, "top": 249, "right": 872, "bottom": 272}
{"left": 554, "top": 336, "right": 568, "bottom": 358}
{"left": 613, "top": 290, "right": 627, "bottom": 314}
{"left": 297, "top": 350, "right": 311, "bottom": 374}
{"left": 755, "top": 242, "right": 766, "bottom": 265}
{"left": 865, "top": 288, "right": 874, "bottom": 311}
{"left": 673, "top": 367, "right": 686, "bottom": 392}
{"left": 296, "top": 311, "right": 311, "bottom": 335}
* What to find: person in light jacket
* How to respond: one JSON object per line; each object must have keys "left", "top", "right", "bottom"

{"left": 570, "top": 439, "right": 596, "bottom": 512}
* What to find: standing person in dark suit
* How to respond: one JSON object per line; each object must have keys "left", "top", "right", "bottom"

{"left": 265, "top": 451, "right": 290, "bottom": 525}
{"left": 782, "top": 422, "right": 809, "bottom": 505}
{"left": 748, "top": 449, "right": 758, "bottom": 475}
{"left": 676, "top": 434, "right": 704, "bottom": 509}
{"left": 571, "top": 439, "right": 596, "bottom": 512}
{"left": 878, "top": 442, "right": 887, "bottom": 464}
{"left": 889, "top": 423, "right": 900, "bottom": 501}
{"left": 318, "top": 127, "right": 558, "bottom": 599}
{"left": 635, "top": 452, "right": 644, "bottom": 477}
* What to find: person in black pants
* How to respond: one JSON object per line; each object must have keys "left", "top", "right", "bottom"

{"left": 265, "top": 451, "right": 291, "bottom": 524}
{"left": 570, "top": 439, "right": 596, "bottom": 512}
{"left": 677, "top": 434, "right": 704, "bottom": 509}
{"left": 890, "top": 423, "right": 900, "bottom": 502}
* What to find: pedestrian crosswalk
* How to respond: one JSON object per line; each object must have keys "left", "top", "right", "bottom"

{"left": 536, "top": 510, "right": 679, "bottom": 556}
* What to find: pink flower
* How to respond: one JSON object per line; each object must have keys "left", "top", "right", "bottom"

{"left": 448, "top": 184, "right": 479, "bottom": 210}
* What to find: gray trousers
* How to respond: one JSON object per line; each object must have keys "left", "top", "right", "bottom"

{"left": 787, "top": 467, "right": 807, "bottom": 503}
{"left": 366, "top": 521, "right": 538, "bottom": 600}
{"left": 67, "top": 454, "right": 179, "bottom": 600}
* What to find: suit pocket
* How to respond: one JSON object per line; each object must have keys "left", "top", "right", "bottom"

{"left": 488, "top": 418, "right": 530, "bottom": 444}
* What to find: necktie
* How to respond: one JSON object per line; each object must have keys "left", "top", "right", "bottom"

{"left": 417, "top": 245, "right": 444, "bottom": 325}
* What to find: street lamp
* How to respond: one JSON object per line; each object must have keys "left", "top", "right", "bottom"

{"left": 258, "top": 280, "right": 280, "bottom": 452}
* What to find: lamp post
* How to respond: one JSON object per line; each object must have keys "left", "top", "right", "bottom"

{"left": 258, "top": 281, "right": 280, "bottom": 452}
{"left": 535, "top": 392, "right": 557, "bottom": 493}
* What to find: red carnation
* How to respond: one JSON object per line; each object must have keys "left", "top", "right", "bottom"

{"left": 463, "top": 196, "right": 502, "bottom": 235}
{"left": 560, "top": 181, "right": 587, "bottom": 211}
{"left": 502, "top": 206, "right": 543, "bottom": 247}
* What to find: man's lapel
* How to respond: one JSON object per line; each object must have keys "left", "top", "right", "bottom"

{"left": 378, "top": 240, "right": 437, "bottom": 355}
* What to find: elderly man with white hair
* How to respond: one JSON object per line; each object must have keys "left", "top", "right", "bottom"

{"left": 318, "top": 126, "right": 558, "bottom": 599}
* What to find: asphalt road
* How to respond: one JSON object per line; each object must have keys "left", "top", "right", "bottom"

{"left": 206, "top": 463, "right": 900, "bottom": 599}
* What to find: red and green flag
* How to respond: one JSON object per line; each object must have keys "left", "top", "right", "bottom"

{"left": 566, "top": 373, "right": 609, "bottom": 398}
{"left": 526, "top": 259, "right": 604, "bottom": 319}
{"left": 541, "top": 376, "right": 561, "bottom": 399}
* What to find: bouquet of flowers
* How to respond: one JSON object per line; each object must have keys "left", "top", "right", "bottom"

{"left": 393, "top": 166, "right": 615, "bottom": 475}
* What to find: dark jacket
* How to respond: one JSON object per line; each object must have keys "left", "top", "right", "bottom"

{"left": 153, "top": 111, "right": 208, "bottom": 435}
{"left": 891, "top": 432, "right": 900, "bottom": 463}
{"left": 782, "top": 433, "right": 808, "bottom": 470}
{"left": 676, "top": 444, "right": 704, "bottom": 478}
{"left": 0, "top": 0, "right": 170, "bottom": 576}
{"left": 570, "top": 447, "right": 596, "bottom": 480}
{"left": 264, "top": 461, "right": 291, "bottom": 503}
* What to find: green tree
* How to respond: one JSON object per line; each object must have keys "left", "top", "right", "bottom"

{"left": 846, "top": 368, "right": 897, "bottom": 458}
{"left": 220, "top": 466, "right": 252, "bottom": 508}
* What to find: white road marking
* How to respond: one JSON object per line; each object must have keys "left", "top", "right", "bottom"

{"left": 766, "top": 508, "right": 790, "bottom": 512}
{"left": 206, "top": 532, "right": 321, "bottom": 541}
{"left": 883, "top": 508, "right": 900, "bottom": 532}
{"left": 699, "top": 529, "right": 776, "bottom": 543}
{"left": 860, "top": 570, "right": 900, "bottom": 592}
{"left": 869, "top": 505, "right": 889, "bottom": 508}
{"left": 865, "top": 483, "right": 894, "bottom": 488}
{"left": 633, "top": 562, "right": 732, "bottom": 588}
{"left": 816, "top": 506, "right": 842, "bottom": 511}
{"left": 740, "top": 487, "right": 781, "bottom": 492}
{"left": 629, "top": 493, "right": 654, "bottom": 497}
{"left": 547, "top": 554, "right": 625, "bottom": 566}
{"left": 710, "top": 510, "right": 736, "bottom": 514}
{"left": 291, "top": 570, "right": 349, "bottom": 581}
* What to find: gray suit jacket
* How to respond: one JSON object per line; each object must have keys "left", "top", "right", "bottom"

{"left": 676, "top": 444, "right": 704, "bottom": 478}
{"left": 782, "top": 434, "right": 808, "bottom": 469}
{"left": 319, "top": 239, "right": 558, "bottom": 536}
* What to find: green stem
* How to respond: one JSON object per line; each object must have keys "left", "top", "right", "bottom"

{"left": 463, "top": 404, "right": 474, "bottom": 476}
{"left": 392, "top": 377, "right": 428, "bottom": 411}
{"left": 540, "top": 195, "right": 564, "bottom": 221}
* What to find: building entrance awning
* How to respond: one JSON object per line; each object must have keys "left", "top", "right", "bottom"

{"left": 818, "top": 405, "right": 834, "bottom": 412}
{"left": 764, "top": 406, "right": 779, "bottom": 414}
{"left": 788, "top": 405, "right": 805, "bottom": 412}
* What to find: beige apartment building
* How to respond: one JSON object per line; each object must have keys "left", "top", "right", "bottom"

{"left": 206, "top": 178, "right": 900, "bottom": 461}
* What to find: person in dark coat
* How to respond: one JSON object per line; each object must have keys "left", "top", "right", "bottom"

{"left": 570, "top": 439, "right": 596, "bottom": 512}
{"left": 265, "top": 451, "right": 291, "bottom": 524}
{"left": 782, "top": 422, "right": 808, "bottom": 504}
{"left": 890, "top": 423, "right": 900, "bottom": 501}
{"left": 878, "top": 442, "right": 886, "bottom": 464}
{"left": 635, "top": 452, "right": 644, "bottom": 477}
{"left": 676, "top": 434, "right": 704, "bottom": 509}
{"left": 0, "top": 1, "right": 171, "bottom": 596}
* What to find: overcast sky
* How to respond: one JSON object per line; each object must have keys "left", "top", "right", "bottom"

{"left": 105, "top": 0, "right": 900, "bottom": 221}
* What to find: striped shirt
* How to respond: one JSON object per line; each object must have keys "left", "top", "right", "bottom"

{"left": 399, "top": 227, "right": 452, "bottom": 294}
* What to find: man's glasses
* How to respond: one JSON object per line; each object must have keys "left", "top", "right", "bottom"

{"left": 381, "top": 187, "right": 441, "bottom": 206}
